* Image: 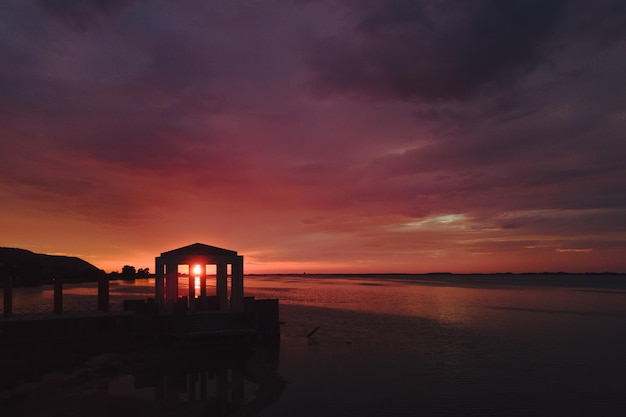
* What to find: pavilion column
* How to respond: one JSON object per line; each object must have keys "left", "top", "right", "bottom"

{"left": 200, "top": 265, "right": 207, "bottom": 298}
{"left": 216, "top": 263, "right": 228, "bottom": 311}
{"left": 155, "top": 257, "right": 165, "bottom": 304}
{"left": 231, "top": 256, "right": 244, "bottom": 312}
{"left": 188, "top": 264, "right": 195, "bottom": 311}
{"left": 3, "top": 275, "right": 12, "bottom": 318}
{"left": 199, "top": 265, "right": 207, "bottom": 309}
{"left": 165, "top": 262, "right": 178, "bottom": 303}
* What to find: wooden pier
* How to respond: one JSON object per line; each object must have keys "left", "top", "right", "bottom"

{"left": 0, "top": 293, "right": 279, "bottom": 344}
{"left": 1, "top": 243, "right": 280, "bottom": 344}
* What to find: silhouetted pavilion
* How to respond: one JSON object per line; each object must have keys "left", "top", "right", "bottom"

{"left": 155, "top": 243, "right": 244, "bottom": 311}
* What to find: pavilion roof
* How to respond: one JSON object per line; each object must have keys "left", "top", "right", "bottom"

{"left": 159, "top": 243, "right": 238, "bottom": 257}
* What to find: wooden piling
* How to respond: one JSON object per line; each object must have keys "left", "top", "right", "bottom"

{"left": 3, "top": 275, "right": 12, "bottom": 318}
{"left": 54, "top": 276, "right": 63, "bottom": 314}
{"left": 98, "top": 275, "right": 109, "bottom": 312}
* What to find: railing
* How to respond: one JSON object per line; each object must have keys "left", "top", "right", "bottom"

{"left": 1, "top": 302, "right": 125, "bottom": 319}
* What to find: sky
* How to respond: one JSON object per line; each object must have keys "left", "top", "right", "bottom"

{"left": 1, "top": 0, "right": 626, "bottom": 274}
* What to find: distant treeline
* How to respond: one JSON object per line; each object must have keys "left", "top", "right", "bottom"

{"left": 107, "top": 265, "right": 153, "bottom": 281}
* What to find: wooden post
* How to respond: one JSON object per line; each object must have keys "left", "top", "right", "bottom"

{"left": 98, "top": 275, "right": 109, "bottom": 312}
{"left": 3, "top": 275, "right": 12, "bottom": 318}
{"left": 54, "top": 276, "right": 63, "bottom": 315}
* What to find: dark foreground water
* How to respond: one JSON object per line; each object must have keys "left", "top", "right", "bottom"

{"left": 2, "top": 274, "right": 626, "bottom": 416}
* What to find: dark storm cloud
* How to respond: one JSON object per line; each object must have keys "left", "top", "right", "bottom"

{"left": 0, "top": 0, "right": 223, "bottom": 169}
{"left": 364, "top": 126, "right": 626, "bottom": 215}
{"left": 309, "top": 0, "right": 625, "bottom": 101}
{"left": 488, "top": 208, "right": 626, "bottom": 236}
{"left": 39, "top": 0, "right": 135, "bottom": 31}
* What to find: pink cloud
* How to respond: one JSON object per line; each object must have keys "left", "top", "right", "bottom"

{"left": 1, "top": 0, "right": 625, "bottom": 273}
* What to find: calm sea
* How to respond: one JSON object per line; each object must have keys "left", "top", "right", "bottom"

{"left": 3, "top": 274, "right": 626, "bottom": 416}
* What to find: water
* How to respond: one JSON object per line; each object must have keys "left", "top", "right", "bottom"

{"left": 2, "top": 274, "right": 626, "bottom": 416}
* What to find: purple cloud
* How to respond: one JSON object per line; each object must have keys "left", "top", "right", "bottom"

{"left": 1, "top": 0, "right": 625, "bottom": 272}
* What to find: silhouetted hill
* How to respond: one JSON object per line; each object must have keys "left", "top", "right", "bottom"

{"left": 0, "top": 247, "right": 105, "bottom": 286}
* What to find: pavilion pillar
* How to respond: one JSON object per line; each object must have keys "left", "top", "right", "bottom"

{"left": 200, "top": 265, "right": 207, "bottom": 298}
{"left": 155, "top": 256, "right": 165, "bottom": 304}
{"left": 165, "top": 262, "right": 178, "bottom": 303}
{"left": 54, "top": 276, "right": 63, "bottom": 315}
{"left": 231, "top": 256, "right": 244, "bottom": 312}
{"left": 216, "top": 263, "right": 228, "bottom": 311}
{"left": 3, "top": 275, "right": 12, "bottom": 318}
{"left": 199, "top": 265, "right": 207, "bottom": 309}
{"left": 97, "top": 275, "right": 109, "bottom": 312}
{"left": 188, "top": 264, "right": 195, "bottom": 311}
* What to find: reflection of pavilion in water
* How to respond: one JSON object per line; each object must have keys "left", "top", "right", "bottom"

{"left": 100, "top": 342, "right": 283, "bottom": 417}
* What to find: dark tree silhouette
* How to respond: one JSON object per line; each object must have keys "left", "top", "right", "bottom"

{"left": 121, "top": 265, "right": 136, "bottom": 280}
